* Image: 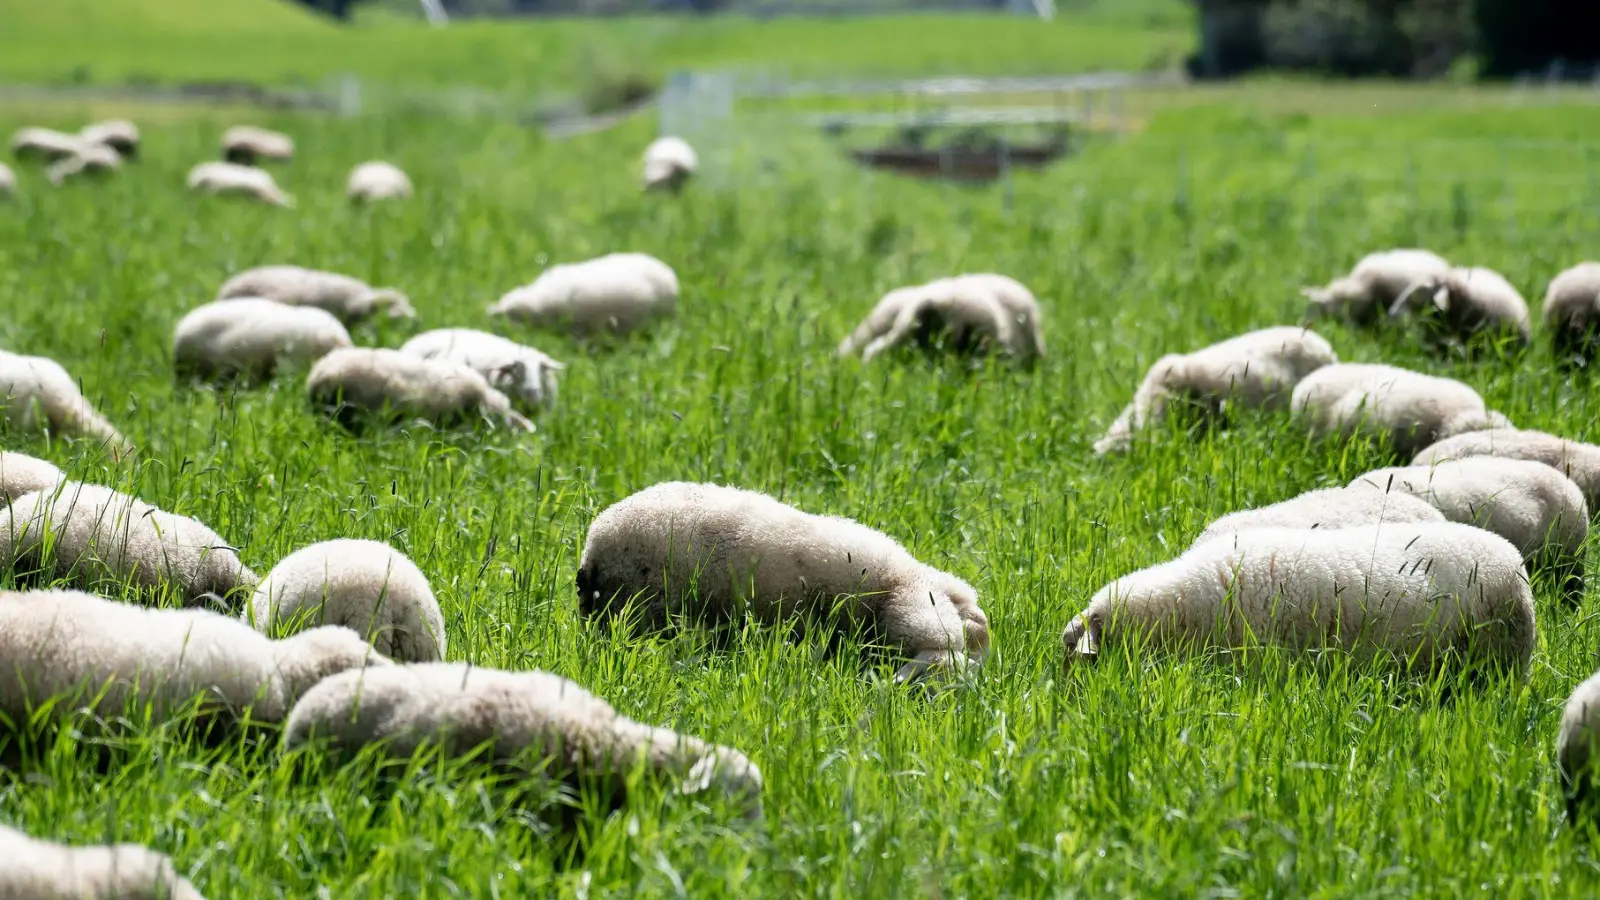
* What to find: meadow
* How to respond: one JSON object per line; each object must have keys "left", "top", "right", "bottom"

{"left": 8, "top": 1, "right": 1600, "bottom": 896}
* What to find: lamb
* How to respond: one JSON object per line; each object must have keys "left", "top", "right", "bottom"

{"left": 1302, "top": 248, "right": 1451, "bottom": 324}
{"left": 248, "top": 539, "right": 446, "bottom": 664}
{"left": 173, "top": 298, "right": 352, "bottom": 383}
{"left": 1413, "top": 429, "right": 1600, "bottom": 510}
{"left": 1559, "top": 671, "right": 1600, "bottom": 821}
{"left": 1350, "top": 458, "right": 1587, "bottom": 600}
{"left": 576, "top": 481, "right": 990, "bottom": 683}
{"left": 307, "top": 347, "right": 534, "bottom": 433}
{"left": 1192, "top": 485, "right": 1445, "bottom": 547}
{"left": 1289, "top": 362, "right": 1510, "bottom": 458}
{"left": 46, "top": 143, "right": 121, "bottom": 186}
{"left": 347, "top": 160, "right": 413, "bottom": 202}
{"left": 0, "top": 823, "right": 204, "bottom": 900}
{"left": 9, "top": 127, "right": 83, "bottom": 163}
{"left": 836, "top": 273, "right": 1048, "bottom": 366}
{"left": 186, "top": 161, "right": 293, "bottom": 208}
{"left": 0, "top": 349, "right": 131, "bottom": 455}
{"left": 1094, "top": 326, "right": 1335, "bottom": 454}
{"left": 220, "top": 125, "right": 293, "bottom": 165}
{"left": 79, "top": 118, "right": 139, "bottom": 160}
{"left": 1062, "top": 522, "right": 1535, "bottom": 675}
{"left": 0, "top": 588, "right": 387, "bottom": 732}
{"left": 488, "top": 253, "right": 678, "bottom": 336}
{"left": 0, "top": 481, "right": 257, "bottom": 606}
{"left": 0, "top": 451, "right": 63, "bottom": 503}
{"left": 1542, "top": 262, "right": 1600, "bottom": 361}
{"left": 398, "top": 328, "right": 563, "bottom": 411}
{"left": 642, "top": 136, "right": 698, "bottom": 192}
{"left": 1388, "top": 265, "right": 1532, "bottom": 347}
{"left": 284, "top": 662, "right": 763, "bottom": 820}
{"left": 216, "top": 264, "right": 414, "bottom": 324}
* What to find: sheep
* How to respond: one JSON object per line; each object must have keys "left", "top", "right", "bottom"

{"left": 0, "top": 588, "right": 387, "bottom": 734}
{"left": 173, "top": 298, "right": 352, "bottom": 384}
{"left": 1062, "top": 522, "right": 1535, "bottom": 675}
{"left": 79, "top": 118, "right": 139, "bottom": 160}
{"left": 216, "top": 264, "right": 414, "bottom": 324}
{"left": 0, "top": 162, "right": 14, "bottom": 196}
{"left": 1192, "top": 485, "right": 1445, "bottom": 547}
{"left": 0, "top": 451, "right": 63, "bottom": 503}
{"left": 0, "top": 350, "right": 131, "bottom": 455}
{"left": 576, "top": 481, "right": 990, "bottom": 683}
{"left": 1542, "top": 262, "right": 1600, "bottom": 361}
{"left": 248, "top": 539, "right": 445, "bottom": 664}
{"left": 9, "top": 127, "right": 83, "bottom": 163}
{"left": 1289, "top": 362, "right": 1510, "bottom": 458}
{"left": 186, "top": 161, "right": 293, "bottom": 208}
{"left": 1094, "top": 326, "right": 1335, "bottom": 455}
{"left": 347, "top": 160, "right": 412, "bottom": 202}
{"left": 1388, "top": 265, "right": 1532, "bottom": 348}
{"left": 1350, "top": 458, "right": 1587, "bottom": 601}
{"left": 1302, "top": 248, "right": 1451, "bottom": 324}
{"left": 836, "top": 273, "right": 1047, "bottom": 366}
{"left": 220, "top": 125, "right": 293, "bottom": 165}
{"left": 398, "top": 328, "right": 563, "bottom": 412}
{"left": 0, "top": 481, "right": 257, "bottom": 606}
{"left": 489, "top": 253, "right": 678, "bottom": 336}
{"left": 46, "top": 143, "right": 121, "bottom": 186}
{"left": 1559, "top": 671, "right": 1600, "bottom": 822}
{"left": 1413, "top": 429, "right": 1600, "bottom": 510}
{"left": 307, "top": 347, "right": 534, "bottom": 433}
{"left": 642, "top": 136, "right": 698, "bottom": 192}
{"left": 284, "top": 662, "right": 763, "bottom": 821}
{"left": 0, "top": 822, "right": 204, "bottom": 900}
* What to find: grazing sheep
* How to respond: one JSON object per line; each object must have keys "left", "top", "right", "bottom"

{"left": 9, "top": 127, "right": 83, "bottom": 163}
{"left": 1543, "top": 262, "right": 1600, "bottom": 361}
{"left": 0, "top": 350, "right": 130, "bottom": 454}
{"left": 217, "top": 265, "right": 414, "bottom": 324}
{"left": 1289, "top": 363, "right": 1510, "bottom": 458}
{"left": 1192, "top": 485, "right": 1445, "bottom": 547}
{"left": 347, "top": 160, "right": 412, "bottom": 202}
{"left": 307, "top": 347, "right": 534, "bottom": 433}
{"left": 0, "top": 481, "right": 257, "bottom": 606}
{"left": 284, "top": 662, "right": 763, "bottom": 820}
{"left": 248, "top": 539, "right": 445, "bottom": 664}
{"left": 1560, "top": 671, "right": 1600, "bottom": 822}
{"left": 1414, "top": 429, "right": 1600, "bottom": 510}
{"left": 173, "top": 298, "right": 352, "bottom": 383}
{"left": 399, "top": 328, "right": 563, "bottom": 411}
{"left": 836, "top": 273, "right": 1047, "bottom": 366}
{"left": 46, "top": 143, "right": 121, "bottom": 186}
{"left": 1302, "top": 248, "right": 1451, "bottom": 324}
{"left": 0, "top": 162, "right": 14, "bottom": 196}
{"left": 1389, "top": 265, "right": 1532, "bottom": 347}
{"left": 489, "top": 253, "right": 678, "bottom": 336}
{"left": 186, "top": 161, "right": 293, "bottom": 207}
{"left": 642, "top": 136, "right": 698, "bottom": 192}
{"left": 1094, "top": 326, "right": 1335, "bottom": 455}
{"left": 1350, "top": 458, "right": 1587, "bottom": 600}
{"left": 576, "top": 481, "right": 990, "bottom": 683}
{"left": 0, "top": 823, "right": 204, "bottom": 900}
{"left": 0, "top": 588, "right": 387, "bottom": 731}
{"left": 1062, "top": 522, "right": 1534, "bottom": 674}
{"left": 0, "top": 451, "right": 63, "bottom": 503}
{"left": 220, "top": 125, "right": 293, "bottom": 165}
{"left": 79, "top": 118, "right": 139, "bottom": 160}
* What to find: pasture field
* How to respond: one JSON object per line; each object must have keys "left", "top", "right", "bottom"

{"left": 9, "top": 34, "right": 1600, "bottom": 897}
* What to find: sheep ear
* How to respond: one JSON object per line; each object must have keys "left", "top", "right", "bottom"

{"left": 1431, "top": 286, "right": 1451, "bottom": 312}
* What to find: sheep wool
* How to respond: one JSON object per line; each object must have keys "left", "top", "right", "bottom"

{"left": 347, "top": 160, "right": 413, "bottom": 202}
{"left": 9, "top": 127, "right": 83, "bottom": 163}
{"left": 217, "top": 264, "right": 414, "bottom": 324}
{"left": 0, "top": 349, "right": 130, "bottom": 454}
{"left": 1302, "top": 248, "right": 1451, "bottom": 324}
{"left": 79, "top": 118, "right": 139, "bottom": 159}
{"left": 1192, "top": 485, "right": 1445, "bottom": 548}
{"left": 0, "top": 822, "right": 204, "bottom": 900}
{"left": 186, "top": 161, "right": 293, "bottom": 207}
{"left": 1560, "top": 670, "right": 1600, "bottom": 822}
{"left": 489, "top": 252, "right": 678, "bottom": 336}
{"left": 307, "top": 347, "right": 534, "bottom": 433}
{"left": 249, "top": 539, "right": 446, "bottom": 664}
{"left": 577, "top": 481, "right": 991, "bottom": 682}
{"left": 836, "top": 273, "right": 1047, "bottom": 366}
{"left": 1063, "top": 522, "right": 1535, "bottom": 674}
{"left": 1094, "top": 326, "right": 1336, "bottom": 455}
{"left": 0, "top": 451, "right": 62, "bottom": 503}
{"left": 46, "top": 143, "right": 121, "bottom": 186}
{"left": 642, "top": 136, "right": 698, "bottom": 191}
{"left": 174, "top": 298, "right": 352, "bottom": 383}
{"left": 1543, "top": 262, "right": 1600, "bottom": 360}
{"left": 284, "top": 662, "right": 763, "bottom": 820}
{"left": 1389, "top": 265, "right": 1532, "bottom": 346}
{"left": 1289, "top": 362, "right": 1509, "bottom": 457}
{"left": 220, "top": 125, "right": 294, "bottom": 164}
{"left": 1413, "top": 428, "right": 1600, "bottom": 510}
{"left": 399, "top": 328, "right": 564, "bottom": 411}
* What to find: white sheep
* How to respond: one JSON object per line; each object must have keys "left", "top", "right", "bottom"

{"left": 284, "top": 662, "right": 763, "bottom": 820}
{"left": 399, "top": 328, "right": 563, "bottom": 412}
{"left": 0, "top": 349, "right": 131, "bottom": 455}
{"left": 0, "top": 451, "right": 62, "bottom": 503}
{"left": 248, "top": 539, "right": 445, "bottom": 664}
{"left": 836, "top": 273, "right": 1047, "bottom": 366}
{"left": 1192, "top": 485, "right": 1445, "bottom": 547}
{"left": 9, "top": 127, "right": 83, "bottom": 163}
{"left": 220, "top": 125, "right": 294, "bottom": 165}
{"left": 216, "top": 264, "right": 414, "bottom": 324}
{"left": 1063, "top": 522, "right": 1535, "bottom": 674}
{"left": 489, "top": 252, "right": 678, "bottom": 336}
{"left": 0, "top": 588, "right": 387, "bottom": 731}
{"left": 307, "top": 347, "right": 534, "bottom": 433}
{"left": 173, "top": 298, "right": 352, "bottom": 383}
{"left": 577, "top": 481, "right": 990, "bottom": 683}
{"left": 1388, "top": 265, "right": 1532, "bottom": 347}
{"left": 79, "top": 118, "right": 139, "bottom": 159}
{"left": 642, "top": 136, "right": 698, "bottom": 192}
{"left": 186, "top": 161, "right": 293, "bottom": 208}
{"left": 1302, "top": 248, "right": 1451, "bottom": 324}
{"left": 1350, "top": 458, "right": 1587, "bottom": 600}
{"left": 46, "top": 143, "right": 121, "bottom": 186}
{"left": 0, "top": 481, "right": 257, "bottom": 606}
{"left": 0, "top": 822, "right": 204, "bottom": 900}
{"left": 1094, "top": 326, "right": 1335, "bottom": 455}
{"left": 1560, "top": 671, "right": 1600, "bottom": 822}
{"left": 346, "top": 160, "right": 413, "bottom": 202}
{"left": 1542, "top": 262, "right": 1600, "bottom": 360}
{"left": 1413, "top": 428, "right": 1600, "bottom": 510}
{"left": 1289, "top": 362, "right": 1510, "bottom": 458}
{"left": 0, "top": 162, "right": 15, "bottom": 197}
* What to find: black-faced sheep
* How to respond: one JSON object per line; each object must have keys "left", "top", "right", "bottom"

{"left": 399, "top": 328, "right": 563, "bottom": 412}
{"left": 217, "top": 265, "right": 414, "bottom": 324}
{"left": 173, "top": 298, "right": 352, "bottom": 384}
{"left": 186, "top": 162, "right": 292, "bottom": 208}
{"left": 0, "top": 822, "right": 203, "bottom": 900}
{"left": 642, "top": 136, "right": 698, "bottom": 192}
{"left": 1543, "top": 262, "right": 1600, "bottom": 362}
{"left": 347, "top": 161, "right": 412, "bottom": 202}
{"left": 0, "top": 350, "right": 130, "bottom": 455}
{"left": 1192, "top": 485, "right": 1444, "bottom": 547}
{"left": 307, "top": 347, "right": 534, "bottom": 433}
{"left": 489, "top": 253, "right": 678, "bottom": 336}
{"left": 1302, "top": 248, "right": 1451, "bottom": 324}
{"left": 220, "top": 125, "right": 293, "bottom": 165}
{"left": 1289, "top": 362, "right": 1510, "bottom": 458}
{"left": 1413, "top": 428, "right": 1600, "bottom": 510}
{"left": 836, "top": 274, "right": 1047, "bottom": 366}
{"left": 1388, "top": 265, "right": 1532, "bottom": 348}
{"left": 9, "top": 127, "right": 83, "bottom": 163}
